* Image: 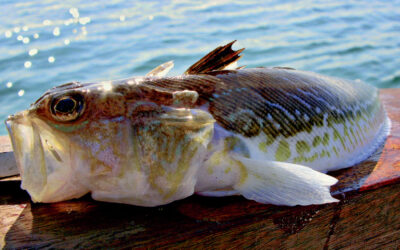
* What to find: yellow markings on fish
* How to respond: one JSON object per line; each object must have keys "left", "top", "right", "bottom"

{"left": 237, "top": 160, "right": 248, "bottom": 185}
{"left": 196, "top": 128, "right": 213, "bottom": 145}
{"left": 333, "top": 127, "right": 347, "bottom": 151}
{"left": 312, "top": 136, "right": 322, "bottom": 147}
{"left": 165, "top": 135, "right": 178, "bottom": 164}
{"left": 309, "top": 152, "right": 318, "bottom": 162}
{"left": 332, "top": 146, "right": 339, "bottom": 157}
{"left": 259, "top": 141, "right": 268, "bottom": 152}
{"left": 322, "top": 133, "right": 330, "bottom": 146}
{"left": 343, "top": 125, "right": 353, "bottom": 148}
{"left": 163, "top": 143, "right": 199, "bottom": 200}
{"left": 275, "top": 140, "right": 291, "bottom": 161}
{"left": 130, "top": 120, "right": 213, "bottom": 202}
{"left": 296, "top": 140, "right": 310, "bottom": 155}
{"left": 258, "top": 134, "right": 274, "bottom": 153}
{"left": 208, "top": 152, "right": 222, "bottom": 167}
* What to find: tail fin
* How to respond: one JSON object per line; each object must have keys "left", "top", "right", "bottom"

{"left": 184, "top": 40, "right": 244, "bottom": 75}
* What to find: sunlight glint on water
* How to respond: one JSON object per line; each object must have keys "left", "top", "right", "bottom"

{"left": 0, "top": 0, "right": 399, "bottom": 135}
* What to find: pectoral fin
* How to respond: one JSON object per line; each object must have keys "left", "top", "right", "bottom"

{"left": 160, "top": 107, "right": 215, "bottom": 131}
{"left": 233, "top": 156, "right": 339, "bottom": 206}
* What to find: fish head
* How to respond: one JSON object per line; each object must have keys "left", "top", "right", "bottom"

{"left": 5, "top": 78, "right": 215, "bottom": 206}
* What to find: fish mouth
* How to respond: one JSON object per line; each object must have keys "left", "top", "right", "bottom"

{"left": 5, "top": 110, "right": 29, "bottom": 126}
{"left": 5, "top": 112, "right": 88, "bottom": 203}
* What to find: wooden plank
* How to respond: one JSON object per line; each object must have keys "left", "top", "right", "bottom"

{"left": 1, "top": 181, "right": 399, "bottom": 248}
{"left": 0, "top": 136, "right": 18, "bottom": 179}
{"left": 360, "top": 90, "right": 400, "bottom": 191}
{"left": 0, "top": 89, "right": 400, "bottom": 248}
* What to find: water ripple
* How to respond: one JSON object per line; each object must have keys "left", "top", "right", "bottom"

{"left": 0, "top": 0, "right": 399, "bottom": 134}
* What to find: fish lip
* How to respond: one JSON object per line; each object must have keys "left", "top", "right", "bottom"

{"left": 5, "top": 116, "right": 12, "bottom": 133}
{"left": 5, "top": 110, "right": 30, "bottom": 125}
{"left": 5, "top": 114, "right": 18, "bottom": 134}
{"left": 5, "top": 111, "right": 32, "bottom": 146}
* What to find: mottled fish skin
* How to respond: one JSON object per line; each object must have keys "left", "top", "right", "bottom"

{"left": 204, "top": 68, "right": 389, "bottom": 172}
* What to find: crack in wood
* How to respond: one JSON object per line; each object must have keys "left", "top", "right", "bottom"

{"left": 324, "top": 195, "right": 344, "bottom": 250}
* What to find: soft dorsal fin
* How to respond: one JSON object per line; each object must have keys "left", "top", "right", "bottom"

{"left": 184, "top": 40, "right": 244, "bottom": 75}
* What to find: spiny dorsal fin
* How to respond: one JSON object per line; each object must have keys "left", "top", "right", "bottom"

{"left": 146, "top": 61, "right": 174, "bottom": 77}
{"left": 184, "top": 40, "right": 244, "bottom": 75}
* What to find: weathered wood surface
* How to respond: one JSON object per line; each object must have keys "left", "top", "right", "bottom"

{"left": 1, "top": 89, "right": 400, "bottom": 249}
{"left": 0, "top": 136, "right": 17, "bottom": 179}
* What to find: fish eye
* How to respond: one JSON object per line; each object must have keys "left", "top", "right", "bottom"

{"left": 50, "top": 94, "right": 85, "bottom": 122}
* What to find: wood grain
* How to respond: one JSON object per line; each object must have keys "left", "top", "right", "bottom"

{"left": 0, "top": 89, "right": 399, "bottom": 248}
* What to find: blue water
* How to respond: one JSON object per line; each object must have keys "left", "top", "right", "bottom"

{"left": 1, "top": 0, "right": 399, "bottom": 135}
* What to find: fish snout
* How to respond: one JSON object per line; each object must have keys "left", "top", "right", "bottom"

{"left": 6, "top": 114, "right": 88, "bottom": 203}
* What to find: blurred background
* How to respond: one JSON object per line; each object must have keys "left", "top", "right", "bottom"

{"left": 0, "top": 0, "right": 399, "bottom": 135}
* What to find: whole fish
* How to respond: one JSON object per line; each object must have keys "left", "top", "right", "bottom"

{"left": 5, "top": 41, "right": 390, "bottom": 206}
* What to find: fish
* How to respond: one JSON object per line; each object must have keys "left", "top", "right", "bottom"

{"left": 5, "top": 41, "right": 390, "bottom": 207}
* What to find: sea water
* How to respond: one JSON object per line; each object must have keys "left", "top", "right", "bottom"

{"left": 0, "top": 0, "right": 399, "bottom": 135}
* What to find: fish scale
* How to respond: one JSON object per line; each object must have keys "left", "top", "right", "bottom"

{"left": 207, "top": 68, "right": 377, "bottom": 140}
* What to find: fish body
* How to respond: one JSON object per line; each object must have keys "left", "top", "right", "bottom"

{"left": 5, "top": 42, "right": 390, "bottom": 206}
